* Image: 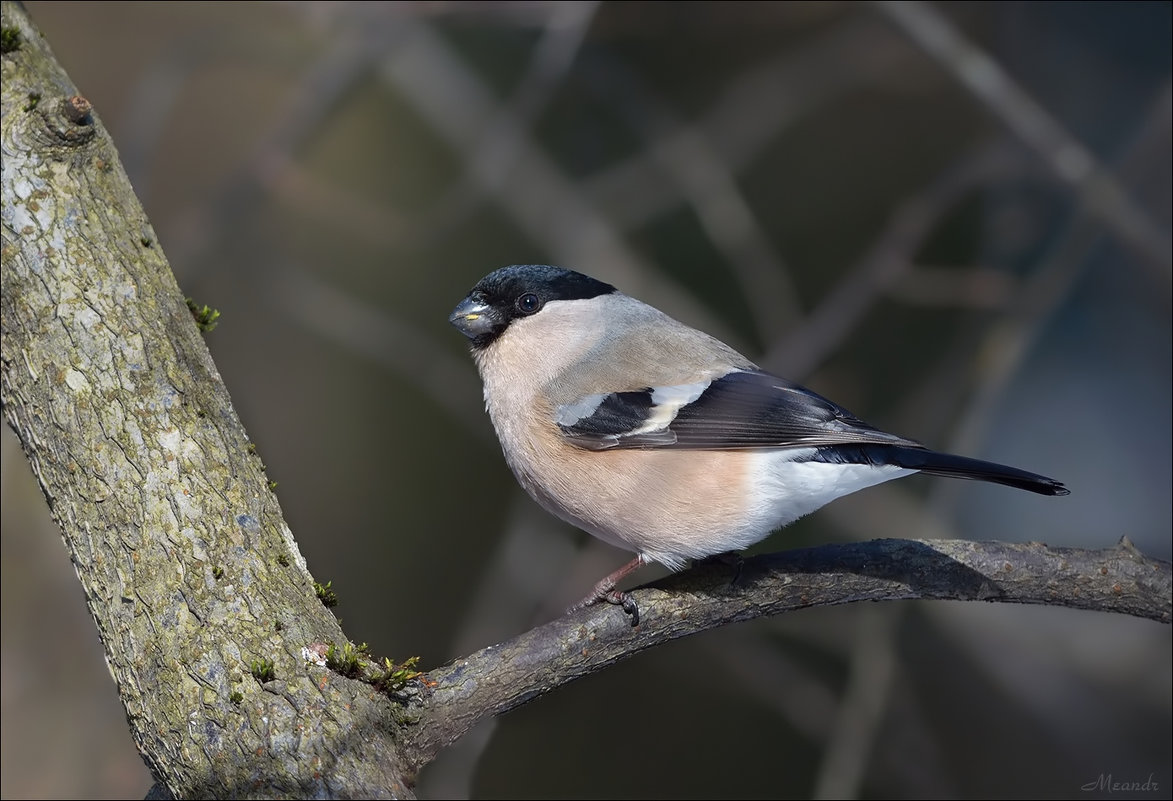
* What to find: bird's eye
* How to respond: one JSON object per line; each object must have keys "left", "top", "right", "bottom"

{"left": 516, "top": 293, "right": 542, "bottom": 315}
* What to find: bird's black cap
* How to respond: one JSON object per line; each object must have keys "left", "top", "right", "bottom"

{"left": 449, "top": 265, "right": 616, "bottom": 349}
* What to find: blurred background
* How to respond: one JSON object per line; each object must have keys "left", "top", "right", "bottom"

{"left": 2, "top": 2, "right": 1169, "bottom": 798}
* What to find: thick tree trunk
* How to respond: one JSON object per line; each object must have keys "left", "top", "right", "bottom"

{"left": 1, "top": 3, "right": 416, "bottom": 797}
{"left": 3, "top": 3, "right": 1168, "bottom": 798}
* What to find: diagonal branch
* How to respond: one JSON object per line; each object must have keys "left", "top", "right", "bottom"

{"left": 4, "top": 5, "right": 1167, "bottom": 797}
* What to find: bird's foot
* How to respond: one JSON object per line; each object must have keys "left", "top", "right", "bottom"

{"left": 567, "top": 555, "right": 646, "bottom": 626}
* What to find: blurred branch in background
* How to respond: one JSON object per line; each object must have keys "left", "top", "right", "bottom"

{"left": 762, "top": 139, "right": 1024, "bottom": 377}
{"left": 3, "top": 2, "right": 1169, "bottom": 799}
{"left": 876, "top": 0, "right": 1173, "bottom": 283}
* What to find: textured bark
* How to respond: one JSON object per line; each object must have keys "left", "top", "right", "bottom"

{"left": 3, "top": 4, "right": 1170, "bottom": 799}
{"left": 1, "top": 3, "right": 414, "bottom": 798}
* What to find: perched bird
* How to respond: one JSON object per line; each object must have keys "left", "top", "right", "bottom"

{"left": 449, "top": 264, "right": 1068, "bottom": 622}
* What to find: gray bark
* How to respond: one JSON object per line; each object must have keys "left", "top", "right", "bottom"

{"left": 2, "top": 2, "right": 1169, "bottom": 798}
{"left": 2, "top": 3, "right": 414, "bottom": 797}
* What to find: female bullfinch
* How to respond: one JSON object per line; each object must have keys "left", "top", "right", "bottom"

{"left": 450, "top": 264, "right": 1067, "bottom": 622}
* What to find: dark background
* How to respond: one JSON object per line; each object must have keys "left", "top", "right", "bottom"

{"left": 2, "top": 2, "right": 1169, "bottom": 798}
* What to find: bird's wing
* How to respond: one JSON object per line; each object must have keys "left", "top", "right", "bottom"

{"left": 555, "top": 369, "right": 924, "bottom": 451}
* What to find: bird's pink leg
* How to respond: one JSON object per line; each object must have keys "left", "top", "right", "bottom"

{"left": 567, "top": 555, "right": 647, "bottom": 625}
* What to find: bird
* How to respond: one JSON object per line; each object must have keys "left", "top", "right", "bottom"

{"left": 449, "top": 264, "right": 1068, "bottom": 623}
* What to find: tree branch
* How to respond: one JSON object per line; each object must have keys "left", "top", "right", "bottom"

{"left": 406, "top": 536, "right": 1170, "bottom": 769}
{"left": 3, "top": 4, "right": 1168, "bottom": 798}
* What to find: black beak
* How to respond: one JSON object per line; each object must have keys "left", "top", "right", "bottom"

{"left": 449, "top": 295, "right": 498, "bottom": 341}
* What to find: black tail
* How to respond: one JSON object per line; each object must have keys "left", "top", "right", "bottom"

{"left": 812, "top": 444, "right": 1069, "bottom": 495}
{"left": 885, "top": 446, "right": 1069, "bottom": 496}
